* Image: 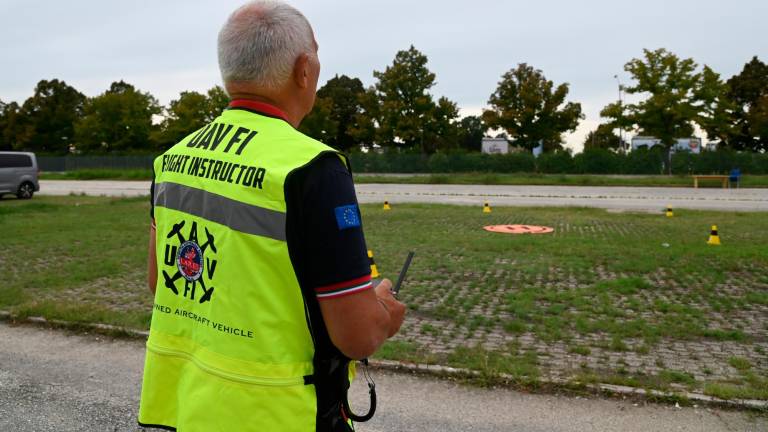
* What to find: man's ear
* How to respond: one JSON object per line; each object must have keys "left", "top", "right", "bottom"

{"left": 293, "top": 53, "right": 310, "bottom": 88}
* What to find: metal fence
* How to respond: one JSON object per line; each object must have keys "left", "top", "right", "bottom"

{"left": 37, "top": 155, "right": 156, "bottom": 172}
{"left": 35, "top": 151, "right": 768, "bottom": 174}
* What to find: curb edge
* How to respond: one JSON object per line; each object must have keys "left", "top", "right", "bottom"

{"left": 1, "top": 311, "right": 764, "bottom": 411}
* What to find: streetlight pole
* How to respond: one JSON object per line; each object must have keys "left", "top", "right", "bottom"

{"left": 614, "top": 75, "right": 625, "bottom": 152}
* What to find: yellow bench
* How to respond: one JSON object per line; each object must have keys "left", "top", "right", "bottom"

{"left": 692, "top": 175, "right": 729, "bottom": 188}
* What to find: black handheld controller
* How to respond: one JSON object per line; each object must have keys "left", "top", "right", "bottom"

{"left": 392, "top": 251, "right": 415, "bottom": 295}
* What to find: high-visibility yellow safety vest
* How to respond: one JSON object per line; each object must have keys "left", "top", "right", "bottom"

{"left": 139, "top": 100, "right": 349, "bottom": 431}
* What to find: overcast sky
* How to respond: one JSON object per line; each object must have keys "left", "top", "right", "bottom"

{"left": 1, "top": 0, "right": 766, "bottom": 151}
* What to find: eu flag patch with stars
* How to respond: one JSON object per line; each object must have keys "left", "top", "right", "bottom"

{"left": 334, "top": 204, "right": 361, "bottom": 230}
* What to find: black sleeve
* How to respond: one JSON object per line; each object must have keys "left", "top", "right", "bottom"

{"left": 285, "top": 153, "right": 372, "bottom": 299}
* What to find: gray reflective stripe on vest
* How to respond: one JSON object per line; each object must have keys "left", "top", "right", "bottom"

{"left": 154, "top": 182, "right": 286, "bottom": 242}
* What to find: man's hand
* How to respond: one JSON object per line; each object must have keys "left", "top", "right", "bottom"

{"left": 374, "top": 279, "right": 406, "bottom": 338}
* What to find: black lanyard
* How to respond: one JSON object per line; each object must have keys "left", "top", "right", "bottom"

{"left": 341, "top": 358, "right": 376, "bottom": 422}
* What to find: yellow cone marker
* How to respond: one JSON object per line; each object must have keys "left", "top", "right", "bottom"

{"left": 707, "top": 225, "right": 721, "bottom": 246}
{"left": 483, "top": 202, "right": 492, "bottom": 213}
{"left": 368, "top": 250, "right": 380, "bottom": 278}
{"left": 383, "top": 201, "right": 391, "bottom": 211}
{"left": 666, "top": 205, "right": 674, "bottom": 218}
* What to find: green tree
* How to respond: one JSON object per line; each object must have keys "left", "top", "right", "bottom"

{"left": 0, "top": 100, "right": 24, "bottom": 151}
{"left": 205, "top": 86, "right": 230, "bottom": 118}
{"left": 748, "top": 94, "right": 768, "bottom": 147}
{"left": 74, "top": 81, "right": 160, "bottom": 153}
{"left": 583, "top": 124, "right": 624, "bottom": 151}
{"left": 422, "top": 96, "right": 460, "bottom": 153}
{"left": 298, "top": 96, "right": 338, "bottom": 144}
{"left": 374, "top": 45, "right": 435, "bottom": 150}
{"left": 353, "top": 46, "right": 459, "bottom": 153}
{"left": 153, "top": 86, "right": 229, "bottom": 150}
{"left": 153, "top": 91, "right": 208, "bottom": 150}
{"left": 0, "top": 100, "right": 9, "bottom": 151}
{"left": 726, "top": 56, "right": 768, "bottom": 151}
{"left": 350, "top": 86, "right": 384, "bottom": 149}
{"left": 457, "top": 115, "right": 486, "bottom": 152}
{"left": 312, "top": 75, "right": 365, "bottom": 151}
{"left": 599, "top": 100, "right": 634, "bottom": 144}
{"left": 483, "top": 63, "right": 583, "bottom": 152}
{"left": 694, "top": 66, "right": 737, "bottom": 147}
{"left": 601, "top": 49, "right": 708, "bottom": 172}
{"left": 17, "top": 79, "right": 86, "bottom": 154}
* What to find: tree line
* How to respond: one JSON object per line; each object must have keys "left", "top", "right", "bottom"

{"left": 0, "top": 80, "right": 229, "bottom": 155}
{"left": 0, "top": 46, "right": 765, "bottom": 155}
{"left": 594, "top": 50, "right": 768, "bottom": 153}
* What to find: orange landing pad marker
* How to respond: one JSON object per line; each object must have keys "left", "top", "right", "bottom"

{"left": 483, "top": 224, "right": 554, "bottom": 234}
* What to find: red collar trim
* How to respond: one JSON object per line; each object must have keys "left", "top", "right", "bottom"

{"left": 228, "top": 99, "right": 289, "bottom": 122}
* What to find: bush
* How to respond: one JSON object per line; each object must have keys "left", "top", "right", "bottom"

{"left": 349, "top": 151, "right": 428, "bottom": 173}
{"left": 573, "top": 149, "right": 622, "bottom": 174}
{"left": 493, "top": 152, "right": 536, "bottom": 173}
{"left": 387, "top": 153, "right": 429, "bottom": 173}
{"left": 427, "top": 153, "right": 450, "bottom": 172}
{"left": 753, "top": 153, "right": 768, "bottom": 174}
{"left": 622, "top": 148, "right": 664, "bottom": 174}
{"left": 693, "top": 150, "right": 732, "bottom": 174}
{"left": 446, "top": 152, "right": 535, "bottom": 173}
{"left": 448, "top": 152, "right": 485, "bottom": 172}
{"left": 671, "top": 152, "right": 696, "bottom": 175}
{"left": 348, "top": 148, "right": 767, "bottom": 175}
{"left": 536, "top": 152, "right": 574, "bottom": 174}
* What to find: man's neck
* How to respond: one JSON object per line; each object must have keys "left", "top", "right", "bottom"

{"left": 227, "top": 91, "right": 303, "bottom": 128}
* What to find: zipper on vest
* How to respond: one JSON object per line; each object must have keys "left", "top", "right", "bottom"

{"left": 147, "top": 343, "right": 308, "bottom": 387}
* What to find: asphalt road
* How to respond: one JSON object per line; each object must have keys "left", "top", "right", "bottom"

{"left": 355, "top": 184, "right": 768, "bottom": 212}
{"left": 38, "top": 180, "right": 768, "bottom": 212}
{"left": 0, "top": 322, "right": 765, "bottom": 432}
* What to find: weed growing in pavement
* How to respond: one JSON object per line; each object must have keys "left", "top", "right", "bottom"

{"left": 729, "top": 357, "right": 753, "bottom": 372}
{"left": 446, "top": 345, "right": 540, "bottom": 384}
{"left": 569, "top": 345, "right": 591, "bottom": 356}
{"left": 704, "top": 381, "right": 768, "bottom": 401}
{"left": 659, "top": 369, "right": 696, "bottom": 386}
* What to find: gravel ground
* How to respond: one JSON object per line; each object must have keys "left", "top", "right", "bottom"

{"left": 0, "top": 322, "right": 765, "bottom": 432}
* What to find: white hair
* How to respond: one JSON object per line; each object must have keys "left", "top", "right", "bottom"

{"left": 218, "top": 1, "right": 315, "bottom": 89}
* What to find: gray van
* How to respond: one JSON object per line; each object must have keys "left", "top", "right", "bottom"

{"left": 0, "top": 151, "right": 40, "bottom": 199}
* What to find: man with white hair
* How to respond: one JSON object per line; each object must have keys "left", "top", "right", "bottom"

{"left": 138, "top": 2, "right": 405, "bottom": 430}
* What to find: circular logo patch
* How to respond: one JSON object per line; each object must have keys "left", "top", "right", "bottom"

{"left": 483, "top": 224, "right": 554, "bottom": 234}
{"left": 177, "top": 241, "right": 204, "bottom": 281}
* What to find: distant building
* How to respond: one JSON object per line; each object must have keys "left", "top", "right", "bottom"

{"left": 631, "top": 136, "right": 702, "bottom": 154}
{"left": 481, "top": 137, "right": 509, "bottom": 154}
{"left": 532, "top": 141, "right": 543, "bottom": 158}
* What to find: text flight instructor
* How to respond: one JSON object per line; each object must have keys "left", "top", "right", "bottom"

{"left": 138, "top": 1, "right": 406, "bottom": 431}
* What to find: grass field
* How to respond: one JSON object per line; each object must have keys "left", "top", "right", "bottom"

{"left": 39, "top": 169, "right": 768, "bottom": 188}
{"left": 2, "top": 196, "right": 767, "bottom": 400}
{"left": 40, "top": 169, "right": 153, "bottom": 180}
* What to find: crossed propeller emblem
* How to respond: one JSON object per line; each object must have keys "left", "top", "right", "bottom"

{"left": 162, "top": 221, "right": 218, "bottom": 304}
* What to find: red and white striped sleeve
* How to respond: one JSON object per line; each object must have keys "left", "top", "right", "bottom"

{"left": 315, "top": 274, "right": 373, "bottom": 300}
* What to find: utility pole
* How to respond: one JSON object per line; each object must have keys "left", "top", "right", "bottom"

{"left": 614, "top": 75, "right": 625, "bottom": 153}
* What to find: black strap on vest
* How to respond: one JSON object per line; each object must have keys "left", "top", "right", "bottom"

{"left": 341, "top": 358, "right": 376, "bottom": 422}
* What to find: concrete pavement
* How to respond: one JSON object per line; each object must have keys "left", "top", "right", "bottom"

{"left": 0, "top": 322, "right": 764, "bottom": 432}
{"left": 354, "top": 184, "right": 768, "bottom": 212}
{"left": 37, "top": 180, "right": 768, "bottom": 211}
{"left": 38, "top": 180, "right": 151, "bottom": 198}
